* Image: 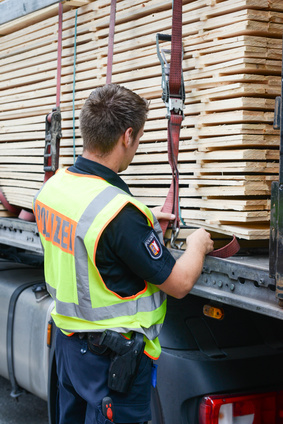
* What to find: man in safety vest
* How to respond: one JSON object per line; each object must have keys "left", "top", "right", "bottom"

{"left": 33, "top": 84, "right": 213, "bottom": 424}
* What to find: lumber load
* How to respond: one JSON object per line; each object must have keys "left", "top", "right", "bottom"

{"left": 0, "top": 0, "right": 282, "bottom": 241}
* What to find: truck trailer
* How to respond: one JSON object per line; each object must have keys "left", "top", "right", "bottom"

{"left": 1, "top": 1, "right": 283, "bottom": 424}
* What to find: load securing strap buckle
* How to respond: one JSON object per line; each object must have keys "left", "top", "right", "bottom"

{"left": 156, "top": 33, "right": 185, "bottom": 120}
{"left": 44, "top": 107, "right": 62, "bottom": 176}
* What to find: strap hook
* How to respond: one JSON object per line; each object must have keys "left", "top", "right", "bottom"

{"left": 170, "top": 226, "right": 184, "bottom": 250}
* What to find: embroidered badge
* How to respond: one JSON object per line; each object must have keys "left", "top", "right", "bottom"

{"left": 144, "top": 232, "right": 162, "bottom": 260}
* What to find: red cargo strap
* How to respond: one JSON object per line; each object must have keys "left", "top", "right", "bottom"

{"left": 56, "top": 2, "right": 63, "bottom": 109}
{"left": 157, "top": 1, "right": 239, "bottom": 257}
{"left": 106, "top": 0, "right": 116, "bottom": 84}
{"left": 0, "top": 190, "right": 21, "bottom": 216}
{"left": 168, "top": 0, "right": 183, "bottom": 97}
{"left": 44, "top": 2, "right": 63, "bottom": 184}
{"left": 18, "top": 209, "right": 35, "bottom": 222}
{"left": 159, "top": 0, "right": 183, "bottom": 239}
{"left": 159, "top": 114, "right": 182, "bottom": 236}
{"left": 0, "top": 190, "right": 35, "bottom": 221}
{"left": 208, "top": 235, "right": 240, "bottom": 259}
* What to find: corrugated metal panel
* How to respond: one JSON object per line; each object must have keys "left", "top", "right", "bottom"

{"left": 0, "top": 0, "right": 60, "bottom": 25}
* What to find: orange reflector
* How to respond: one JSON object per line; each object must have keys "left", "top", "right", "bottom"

{"left": 203, "top": 305, "right": 224, "bottom": 320}
{"left": 47, "top": 320, "right": 52, "bottom": 347}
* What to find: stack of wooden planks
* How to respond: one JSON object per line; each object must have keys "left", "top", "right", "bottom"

{"left": 0, "top": 0, "right": 282, "bottom": 240}
{"left": 0, "top": 0, "right": 91, "bottom": 214}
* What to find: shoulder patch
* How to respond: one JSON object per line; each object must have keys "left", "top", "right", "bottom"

{"left": 144, "top": 231, "right": 162, "bottom": 260}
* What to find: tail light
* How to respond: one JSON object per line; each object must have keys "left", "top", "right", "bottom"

{"left": 199, "top": 391, "right": 283, "bottom": 424}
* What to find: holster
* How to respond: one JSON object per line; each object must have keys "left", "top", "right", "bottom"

{"left": 99, "top": 330, "right": 145, "bottom": 393}
{"left": 87, "top": 332, "right": 110, "bottom": 356}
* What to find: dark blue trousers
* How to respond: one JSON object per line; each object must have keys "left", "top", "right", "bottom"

{"left": 55, "top": 329, "right": 151, "bottom": 424}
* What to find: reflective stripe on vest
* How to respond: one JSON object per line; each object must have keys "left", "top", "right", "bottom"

{"left": 34, "top": 169, "right": 167, "bottom": 358}
{"left": 46, "top": 283, "right": 166, "bottom": 340}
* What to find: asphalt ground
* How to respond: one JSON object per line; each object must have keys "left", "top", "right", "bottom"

{"left": 0, "top": 376, "right": 49, "bottom": 424}
{"left": 0, "top": 376, "right": 153, "bottom": 423}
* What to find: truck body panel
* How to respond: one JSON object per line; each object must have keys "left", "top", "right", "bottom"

{"left": 1, "top": 217, "right": 280, "bottom": 320}
{"left": 0, "top": 0, "right": 60, "bottom": 25}
{"left": 154, "top": 293, "right": 283, "bottom": 423}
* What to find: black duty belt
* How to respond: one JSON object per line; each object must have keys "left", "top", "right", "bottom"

{"left": 73, "top": 332, "right": 110, "bottom": 356}
{"left": 73, "top": 330, "right": 146, "bottom": 393}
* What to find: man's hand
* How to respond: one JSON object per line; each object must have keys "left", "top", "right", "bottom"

{"left": 158, "top": 228, "right": 214, "bottom": 299}
{"left": 151, "top": 206, "right": 175, "bottom": 222}
{"left": 186, "top": 228, "right": 214, "bottom": 256}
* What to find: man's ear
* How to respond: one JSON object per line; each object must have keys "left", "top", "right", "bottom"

{"left": 123, "top": 127, "right": 133, "bottom": 147}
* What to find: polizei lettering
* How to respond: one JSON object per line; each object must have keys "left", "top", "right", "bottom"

{"left": 35, "top": 199, "right": 77, "bottom": 255}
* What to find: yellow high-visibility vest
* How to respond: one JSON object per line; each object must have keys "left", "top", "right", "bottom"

{"left": 33, "top": 168, "right": 167, "bottom": 359}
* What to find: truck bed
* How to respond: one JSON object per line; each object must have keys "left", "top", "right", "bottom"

{"left": 0, "top": 217, "right": 280, "bottom": 320}
{"left": 171, "top": 247, "right": 279, "bottom": 320}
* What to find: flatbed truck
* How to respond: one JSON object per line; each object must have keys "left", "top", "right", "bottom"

{"left": 2, "top": 1, "right": 283, "bottom": 424}
{"left": 2, "top": 216, "right": 283, "bottom": 424}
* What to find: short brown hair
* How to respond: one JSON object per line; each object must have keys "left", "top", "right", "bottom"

{"left": 80, "top": 84, "right": 149, "bottom": 154}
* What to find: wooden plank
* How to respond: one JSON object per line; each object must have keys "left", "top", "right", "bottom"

{"left": 0, "top": 50, "right": 58, "bottom": 77}
{"left": 0, "top": 211, "right": 14, "bottom": 217}
{"left": 137, "top": 197, "right": 271, "bottom": 211}
{"left": 189, "top": 134, "right": 279, "bottom": 150}
{"left": 181, "top": 209, "right": 270, "bottom": 222}
{"left": 0, "top": 96, "right": 56, "bottom": 112}
{"left": 181, "top": 198, "right": 271, "bottom": 211}
{"left": 0, "top": 148, "right": 44, "bottom": 156}
{"left": 1, "top": 179, "right": 42, "bottom": 189}
{"left": 0, "top": 22, "right": 59, "bottom": 54}
{"left": 0, "top": 103, "right": 57, "bottom": 120}
{"left": 186, "top": 59, "right": 281, "bottom": 82}
{"left": 196, "top": 111, "right": 274, "bottom": 125}
{"left": 182, "top": 220, "right": 271, "bottom": 239}
{"left": 0, "top": 171, "right": 44, "bottom": 181}
{"left": 195, "top": 123, "right": 278, "bottom": 137}
{"left": 131, "top": 149, "right": 279, "bottom": 164}
{"left": 123, "top": 174, "right": 275, "bottom": 185}
{"left": 65, "top": 1, "right": 91, "bottom": 6}
{"left": 192, "top": 162, "right": 278, "bottom": 173}
{"left": 186, "top": 97, "right": 275, "bottom": 114}
{"left": 0, "top": 133, "right": 45, "bottom": 142}
{"left": 187, "top": 81, "right": 281, "bottom": 100}
{"left": 121, "top": 161, "right": 279, "bottom": 175}
{"left": 0, "top": 79, "right": 56, "bottom": 101}
{"left": 187, "top": 36, "right": 282, "bottom": 57}
{"left": 130, "top": 184, "right": 271, "bottom": 197}
{"left": 0, "top": 69, "right": 57, "bottom": 91}
{"left": 0, "top": 156, "right": 44, "bottom": 164}
{"left": 0, "top": 87, "right": 57, "bottom": 107}
{"left": 188, "top": 73, "right": 281, "bottom": 89}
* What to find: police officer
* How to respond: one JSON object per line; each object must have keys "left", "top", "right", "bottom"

{"left": 33, "top": 84, "right": 213, "bottom": 424}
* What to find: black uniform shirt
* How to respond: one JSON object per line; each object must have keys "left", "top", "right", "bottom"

{"left": 68, "top": 156, "right": 176, "bottom": 297}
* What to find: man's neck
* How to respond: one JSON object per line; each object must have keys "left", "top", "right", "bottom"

{"left": 82, "top": 150, "right": 119, "bottom": 173}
